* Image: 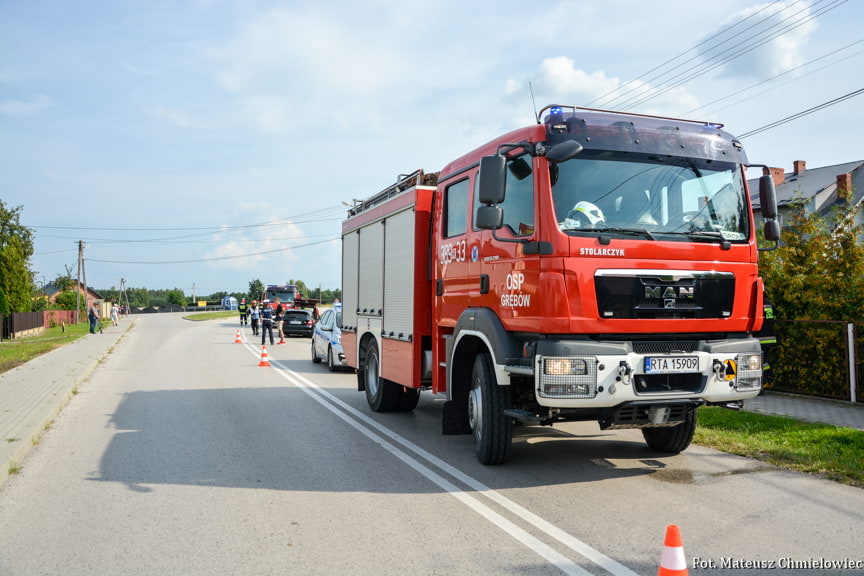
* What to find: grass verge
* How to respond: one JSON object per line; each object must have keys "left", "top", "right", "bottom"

{"left": 183, "top": 310, "right": 238, "bottom": 321}
{"left": 696, "top": 406, "right": 864, "bottom": 487}
{"left": 0, "top": 322, "right": 91, "bottom": 375}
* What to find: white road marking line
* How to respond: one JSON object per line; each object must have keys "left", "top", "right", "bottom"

{"left": 243, "top": 342, "right": 639, "bottom": 576}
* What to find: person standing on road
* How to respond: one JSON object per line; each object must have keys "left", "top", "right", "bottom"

{"left": 110, "top": 304, "right": 119, "bottom": 327}
{"left": 249, "top": 300, "right": 260, "bottom": 336}
{"left": 274, "top": 298, "right": 286, "bottom": 344}
{"left": 260, "top": 300, "right": 274, "bottom": 345}
{"left": 238, "top": 298, "right": 248, "bottom": 326}
{"left": 87, "top": 301, "right": 100, "bottom": 334}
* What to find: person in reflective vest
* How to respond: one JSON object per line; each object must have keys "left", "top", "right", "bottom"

{"left": 260, "top": 301, "right": 274, "bottom": 345}
{"left": 238, "top": 298, "right": 248, "bottom": 326}
{"left": 249, "top": 300, "right": 260, "bottom": 336}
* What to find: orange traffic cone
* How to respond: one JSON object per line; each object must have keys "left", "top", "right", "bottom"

{"left": 258, "top": 346, "right": 271, "bottom": 367}
{"left": 234, "top": 330, "right": 242, "bottom": 343}
{"left": 658, "top": 525, "right": 687, "bottom": 576}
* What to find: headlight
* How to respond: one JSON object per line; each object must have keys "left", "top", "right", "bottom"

{"left": 538, "top": 356, "right": 597, "bottom": 399}
{"left": 735, "top": 353, "right": 762, "bottom": 391}
{"left": 544, "top": 357, "right": 588, "bottom": 376}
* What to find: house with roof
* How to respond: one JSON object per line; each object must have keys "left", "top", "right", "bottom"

{"left": 40, "top": 282, "right": 105, "bottom": 304}
{"left": 749, "top": 159, "right": 864, "bottom": 236}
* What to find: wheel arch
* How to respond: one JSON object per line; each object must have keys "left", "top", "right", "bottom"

{"left": 356, "top": 330, "right": 380, "bottom": 391}
{"left": 449, "top": 308, "right": 520, "bottom": 400}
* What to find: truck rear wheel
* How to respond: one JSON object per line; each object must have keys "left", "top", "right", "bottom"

{"left": 469, "top": 353, "right": 512, "bottom": 465}
{"left": 363, "top": 340, "right": 400, "bottom": 412}
{"left": 642, "top": 409, "right": 697, "bottom": 453}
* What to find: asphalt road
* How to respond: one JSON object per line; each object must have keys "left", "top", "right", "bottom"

{"left": 0, "top": 314, "right": 862, "bottom": 576}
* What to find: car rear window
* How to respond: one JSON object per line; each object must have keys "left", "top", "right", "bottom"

{"left": 285, "top": 311, "right": 310, "bottom": 320}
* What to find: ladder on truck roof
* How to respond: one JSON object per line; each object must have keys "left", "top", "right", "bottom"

{"left": 347, "top": 169, "right": 438, "bottom": 217}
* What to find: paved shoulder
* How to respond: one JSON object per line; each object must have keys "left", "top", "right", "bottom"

{"left": 745, "top": 391, "right": 864, "bottom": 430}
{"left": 0, "top": 320, "right": 134, "bottom": 488}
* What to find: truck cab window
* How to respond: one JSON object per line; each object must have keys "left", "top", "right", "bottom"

{"left": 443, "top": 179, "right": 469, "bottom": 238}
{"left": 551, "top": 152, "right": 748, "bottom": 242}
{"left": 473, "top": 154, "right": 535, "bottom": 236}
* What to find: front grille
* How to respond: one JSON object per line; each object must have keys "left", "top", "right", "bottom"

{"left": 633, "top": 341, "right": 698, "bottom": 354}
{"left": 595, "top": 270, "right": 734, "bottom": 320}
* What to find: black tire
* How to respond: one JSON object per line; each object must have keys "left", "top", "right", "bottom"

{"left": 363, "top": 340, "right": 400, "bottom": 412}
{"left": 327, "top": 347, "right": 337, "bottom": 372}
{"left": 469, "top": 353, "right": 512, "bottom": 465}
{"left": 642, "top": 409, "right": 697, "bottom": 453}
{"left": 311, "top": 340, "right": 321, "bottom": 364}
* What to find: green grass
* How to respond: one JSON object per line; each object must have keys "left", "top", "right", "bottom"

{"left": 696, "top": 406, "right": 864, "bottom": 487}
{"left": 183, "top": 310, "right": 238, "bottom": 321}
{"left": 0, "top": 322, "right": 91, "bottom": 375}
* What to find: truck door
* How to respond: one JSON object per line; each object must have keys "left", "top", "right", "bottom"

{"left": 474, "top": 153, "right": 539, "bottom": 331}
{"left": 435, "top": 177, "right": 473, "bottom": 327}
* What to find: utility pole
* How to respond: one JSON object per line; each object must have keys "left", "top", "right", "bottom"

{"left": 120, "top": 278, "right": 131, "bottom": 315}
{"left": 75, "top": 241, "right": 84, "bottom": 324}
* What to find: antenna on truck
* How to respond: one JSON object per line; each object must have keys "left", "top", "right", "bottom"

{"left": 529, "top": 81, "right": 539, "bottom": 124}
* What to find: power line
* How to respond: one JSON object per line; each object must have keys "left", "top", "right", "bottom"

{"left": 588, "top": 0, "right": 788, "bottom": 108}
{"left": 737, "top": 87, "right": 864, "bottom": 138}
{"left": 681, "top": 37, "right": 864, "bottom": 116}
{"left": 26, "top": 204, "right": 346, "bottom": 232}
{"left": 613, "top": 0, "right": 848, "bottom": 111}
{"left": 86, "top": 237, "right": 340, "bottom": 265}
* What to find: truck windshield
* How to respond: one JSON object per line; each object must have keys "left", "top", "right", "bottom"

{"left": 551, "top": 152, "right": 749, "bottom": 243}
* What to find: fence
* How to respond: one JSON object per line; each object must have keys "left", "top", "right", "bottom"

{"left": 1, "top": 310, "right": 82, "bottom": 340}
{"left": 763, "top": 320, "right": 862, "bottom": 403}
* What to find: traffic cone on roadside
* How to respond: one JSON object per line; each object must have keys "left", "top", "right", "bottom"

{"left": 258, "top": 346, "right": 271, "bottom": 367}
{"left": 234, "top": 330, "right": 242, "bottom": 343}
{"left": 658, "top": 525, "right": 688, "bottom": 576}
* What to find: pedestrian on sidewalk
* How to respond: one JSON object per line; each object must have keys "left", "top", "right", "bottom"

{"left": 110, "top": 304, "right": 119, "bottom": 327}
{"left": 260, "top": 300, "right": 274, "bottom": 345}
{"left": 87, "top": 301, "right": 100, "bottom": 334}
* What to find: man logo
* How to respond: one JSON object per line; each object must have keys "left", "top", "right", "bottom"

{"left": 645, "top": 286, "right": 695, "bottom": 300}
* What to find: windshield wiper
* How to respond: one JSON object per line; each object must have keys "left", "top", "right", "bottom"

{"left": 667, "top": 230, "right": 731, "bottom": 250}
{"left": 587, "top": 227, "right": 657, "bottom": 241}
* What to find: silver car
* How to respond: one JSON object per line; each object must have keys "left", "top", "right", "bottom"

{"left": 311, "top": 308, "right": 348, "bottom": 371}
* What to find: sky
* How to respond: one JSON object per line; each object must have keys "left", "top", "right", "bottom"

{"left": 2, "top": 0, "right": 863, "bottom": 297}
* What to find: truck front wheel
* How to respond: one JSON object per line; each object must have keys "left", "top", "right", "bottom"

{"left": 642, "top": 409, "right": 697, "bottom": 453}
{"left": 469, "top": 353, "right": 512, "bottom": 465}
{"left": 363, "top": 340, "right": 400, "bottom": 412}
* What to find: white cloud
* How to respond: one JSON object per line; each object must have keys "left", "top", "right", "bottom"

{"left": 699, "top": 0, "right": 817, "bottom": 79}
{"left": 0, "top": 94, "right": 53, "bottom": 117}
{"left": 512, "top": 56, "right": 701, "bottom": 117}
{"left": 204, "top": 220, "right": 306, "bottom": 271}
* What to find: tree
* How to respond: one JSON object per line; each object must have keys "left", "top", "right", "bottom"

{"left": 759, "top": 199, "right": 864, "bottom": 397}
{"left": 167, "top": 289, "right": 186, "bottom": 307}
{"left": 0, "top": 200, "right": 35, "bottom": 313}
{"left": 248, "top": 279, "right": 264, "bottom": 301}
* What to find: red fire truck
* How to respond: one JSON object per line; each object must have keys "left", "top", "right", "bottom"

{"left": 341, "top": 105, "right": 780, "bottom": 464}
{"left": 261, "top": 284, "right": 319, "bottom": 312}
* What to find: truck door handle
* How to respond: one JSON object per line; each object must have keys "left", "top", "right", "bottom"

{"left": 480, "top": 274, "right": 489, "bottom": 294}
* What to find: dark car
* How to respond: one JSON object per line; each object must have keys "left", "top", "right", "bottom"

{"left": 282, "top": 309, "right": 314, "bottom": 337}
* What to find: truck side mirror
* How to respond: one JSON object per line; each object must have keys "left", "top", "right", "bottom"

{"left": 759, "top": 174, "right": 778, "bottom": 220}
{"left": 476, "top": 205, "right": 503, "bottom": 230}
{"left": 478, "top": 155, "right": 506, "bottom": 205}
{"left": 763, "top": 219, "right": 780, "bottom": 243}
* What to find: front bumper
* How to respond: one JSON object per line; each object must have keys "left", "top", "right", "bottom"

{"left": 507, "top": 336, "right": 763, "bottom": 408}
